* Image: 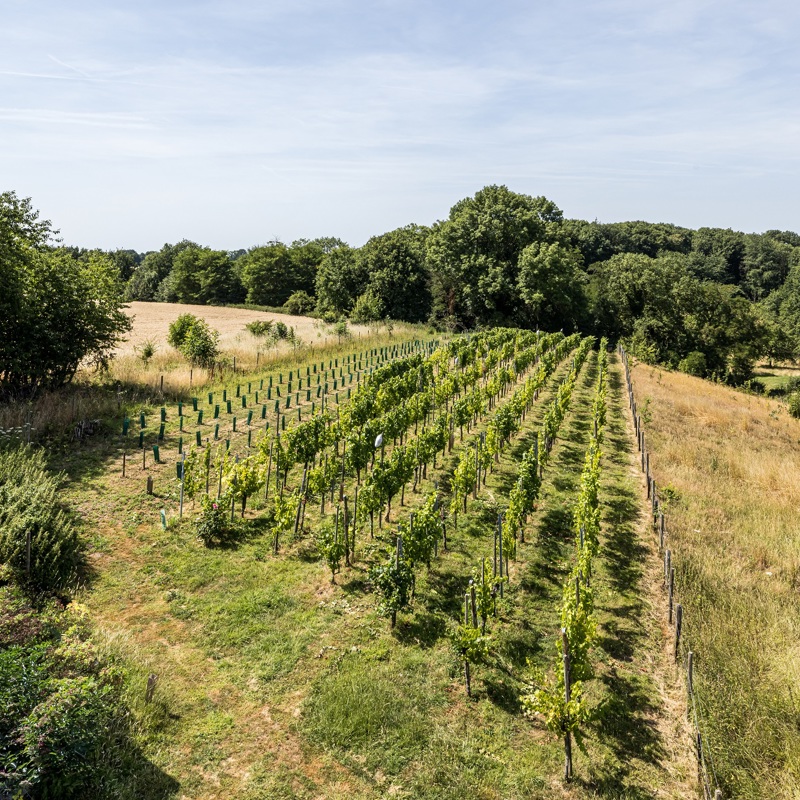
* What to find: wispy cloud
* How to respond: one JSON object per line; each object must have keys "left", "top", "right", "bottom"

{"left": 1, "top": 0, "right": 798, "bottom": 248}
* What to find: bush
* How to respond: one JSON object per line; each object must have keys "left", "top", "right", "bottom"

{"left": 136, "top": 339, "right": 156, "bottom": 365}
{"left": 788, "top": 392, "right": 800, "bottom": 418}
{"left": 679, "top": 351, "right": 708, "bottom": 377}
{"left": 350, "top": 289, "right": 385, "bottom": 324}
{"left": 167, "top": 313, "right": 198, "bottom": 349}
{"left": 283, "top": 291, "right": 315, "bottom": 315}
{"left": 742, "top": 379, "right": 765, "bottom": 394}
{"left": 0, "top": 446, "right": 84, "bottom": 592}
{"left": 245, "top": 320, "right": 272, "bottom": 338}
{"left": 0, "top": 586, "right": 132, "bottom": 799}
{"left": 167, "top": 313, "right": 220, "bottom": 367}
{"left": 181, "top": 319, "right": 220, "bottom": 367}
{"left": 18, "top": 675, "right": 117, "bottom": 795}
{"left": 195, "top": 494, "right": 236, "bottom": 546}
{"left": 725, "top": 350, "right": 755, "bottom": 386}
{"left": 274, "top": 321, "right": 289, "bottom": 339}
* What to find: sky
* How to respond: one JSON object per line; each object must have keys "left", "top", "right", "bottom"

{"left": 1, "top": 0, "right": 799, "bottom": 251}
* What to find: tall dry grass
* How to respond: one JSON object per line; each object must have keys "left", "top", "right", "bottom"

{"left": 631, "top": 363, "right": 800, "bottom": 798}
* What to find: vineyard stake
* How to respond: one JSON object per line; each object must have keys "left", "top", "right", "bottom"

{"left": 265, "top": 438, "right": 273, "bottom": 502}
{"left": 25, "top": 529, "right": 31, "bottom": 577}
{"left": 562, "top": 627, "right": 573, "bottom": 780}
{"left": 343, "top": 495, "right": 350, "bottom": 566}
{"left": 179, "top": 452, "right": 186, "bottom": 519}
{"left": 687, "top": 650, "right": 694, "bottom": 696}
{"left": 145, "top": 673, "right": 158, "bottom": 703}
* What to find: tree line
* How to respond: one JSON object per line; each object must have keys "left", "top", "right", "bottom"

{"left": 3, "top": 185, "right": 799, "bottom": 396}
{"left": 110, "top": 185, "right": 800, "bottom": 383}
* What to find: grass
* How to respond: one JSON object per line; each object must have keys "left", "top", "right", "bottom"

{"left": 40, "top": 339, "right": 700, "bottom": 798}
{"left": 630, "top": 361, "right": 800, "bottom": 799}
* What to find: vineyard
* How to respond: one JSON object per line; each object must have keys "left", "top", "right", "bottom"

{"left": 5, "top": 328, "right": 703, "bottom": 799}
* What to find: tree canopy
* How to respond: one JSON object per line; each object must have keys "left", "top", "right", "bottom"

{"left": 0, "top": 193, "right": 131, "bottom": 397}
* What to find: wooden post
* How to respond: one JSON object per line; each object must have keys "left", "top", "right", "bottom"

{"left": 146, "top": 475, "right": 153, "bottom": 495}
{"left": 562, "top": 628, "right": 573, "bottom": 781}
{"left": 687, "top": 650, "right": 694, "bottom": 696}
{"left": 179, "top": 452, "right": 186, "bottom": 519}
{"left": 668, "top": 567, "right": 675, "bottom": 624}
{"left": 343, "top": 495, "right": 350, "bottom": 567}
{"left": 145, "top": 673, "right": 158, "bottom": 703}
{"left": 464, "top": 592, "right": 472, "bottom": 696}
{"left": 122, "top": 451, "right": 126, "bottom": 477}
{"left": 470, "top": 581, "right": 478, "bottom": 628}
{"left": 675, "top": 603, "right": 683, "bottom": 660}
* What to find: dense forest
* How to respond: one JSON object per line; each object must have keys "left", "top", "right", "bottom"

{"left": 7, "top": 185, "right": 800, "bottom": 386}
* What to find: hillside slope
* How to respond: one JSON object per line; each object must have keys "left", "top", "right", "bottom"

{"left": 629, "top": 362, "right": 800, "bottom": 798}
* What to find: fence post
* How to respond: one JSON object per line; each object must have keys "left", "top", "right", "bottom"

{"left": 675, "top": 604, "right": 683, "bottom": 659}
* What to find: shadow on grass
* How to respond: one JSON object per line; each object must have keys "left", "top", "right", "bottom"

{"left": 581, "top": 669, "right": 665, "bottom": 796}
{"left": 394, "top": 610, "right": 448, "bottom": 648}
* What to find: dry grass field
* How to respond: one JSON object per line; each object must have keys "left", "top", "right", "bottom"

{"left": 113, "top": 302, "right": 396, "bottom": 393}
{"left": 119, "top": 302, "right": 377, "bottom": 357}
{"left": 630, "top": 361, "right": 800, "bottom": 798}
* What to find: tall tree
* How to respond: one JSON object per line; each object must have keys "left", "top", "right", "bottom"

{"left": 426, "top": 185, "right": 563, "bottom": 328}
{"left": 315, "top": 246, "right": 367, "bottom": 317}
{"left": 239, "top": 241, "right": 318, "bottom": 306}
{"left": 355, "top": 225, "right": 430, "bottom": 322}
{"left": 171, "top": 245, "right": 243, "bottom": 305}
{"left": 125, "top": 240, "right": 197, "bottom": 301}
{"left": 517, "top": 241, "right": 586, "bottom": 331}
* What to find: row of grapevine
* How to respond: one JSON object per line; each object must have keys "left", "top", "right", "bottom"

{"left": 363, "top": 334, "right": 583, "bottom": 629}
{"left": 499, "top": 336, "right": 596, "bottom": 558}
{"left": 521, "top": 338, "right": 608, "bottom": 781}
{"left": 449, "top": 338, "right": 596, "bottom": 696}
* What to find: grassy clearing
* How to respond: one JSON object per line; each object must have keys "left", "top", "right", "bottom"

{"left": 51, "top": 340, "right": 698, "bottom": 798}
{"left": 631, "top": 361, "right": 800, "bottom": 798}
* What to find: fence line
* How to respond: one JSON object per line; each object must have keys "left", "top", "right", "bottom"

{"left": 618, "top": 345, "right": 724, "bottom": 800}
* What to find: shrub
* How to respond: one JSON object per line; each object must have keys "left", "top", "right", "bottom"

{"left": 334, "top": 320, "right": 350, "bottom": 343}
{"left": 195, "top": 494, "right": 235, "bottom": 546}
{"left": 0, "top": 446, "right": 84, "bottom": 592}
{"left": 0, "top": 586, "right": 132, "bottom": 799}
{"left": 283, "top": 291, "right": 315, "bottom": 315}
{"left": 742, "top": 379, "right": 765, "bottom": 394}
{"left": 274, "top": 321, "right": 289, "bottom": 339}
{"left": 181, "top": 319, "right": 220, "bottom": 367}
{"left": 350, "top": 290, "right": 385, "bottom": 324}
{"left": 245, "top": 320, "right": 272, "bottom": 338}
{"left": 679, "top": 351, "right": 708, "bottom": 377}
{"left": 788, "top": 392, "right": 800, "bottom": 418}
{"left": 18, "top": 675, "right": 117, "bottom": 796}
{"left": 136, "top": 339, "right": 156, "bottom": 365}
{"left": 167, "top": 313, "right": 197, "bottom": 349}
{"left": 725, "top": 350, "right": 755, "bottom": 386}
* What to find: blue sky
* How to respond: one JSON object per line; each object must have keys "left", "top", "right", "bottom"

{"left": 2, "top": 0, "right": 799, "bottom": 251}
